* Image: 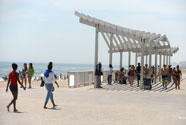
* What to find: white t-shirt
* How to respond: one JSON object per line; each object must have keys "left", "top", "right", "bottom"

{"left": 44, "top": 72, "right": 56, "bottom": 84}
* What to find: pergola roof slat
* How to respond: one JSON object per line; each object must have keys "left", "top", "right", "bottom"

{"left": 75, "top": 11, "right": 178, "bottom": 56}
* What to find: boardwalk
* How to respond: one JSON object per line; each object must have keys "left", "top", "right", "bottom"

{"left": 0, "top": 76, "right": 186, "bottom": 125}
{"left": 95, "top": 78, "right": 185, "bottom": 93}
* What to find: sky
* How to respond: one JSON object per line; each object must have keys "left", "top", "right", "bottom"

{"left": 0, "top": 0, "right": 186, "bottom": 65}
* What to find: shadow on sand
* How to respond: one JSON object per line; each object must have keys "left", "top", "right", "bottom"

{"left": 47, "top": 107, "right": 61, "bottom": 110}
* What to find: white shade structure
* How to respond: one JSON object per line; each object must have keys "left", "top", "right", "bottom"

{"left": 75, "top": 11, "right": 179, "bottom": 89}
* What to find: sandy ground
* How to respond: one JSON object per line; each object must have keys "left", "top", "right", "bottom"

{"left": 0, "top": 73, "right": 186, "bottom": 125}
{"left": 0, "top": 79, "right": 69, "bottom": 88}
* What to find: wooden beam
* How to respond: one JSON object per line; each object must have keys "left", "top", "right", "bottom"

{"left": 100, "top": 32, "right": 110, "bottom": 48}
{"left": 94, "top": 25, "right": 99, "bottom": 70}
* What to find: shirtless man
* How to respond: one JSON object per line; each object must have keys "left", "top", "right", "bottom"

{"left": 144, "top": 64, "right": 149, "bottom": 77}
{"left": 161, "top": 65, "right": 169, "bottom": 89}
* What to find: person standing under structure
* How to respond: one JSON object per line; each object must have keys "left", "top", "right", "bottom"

{"left": 94, "top": 62, "right": 103, "bottom": 88}
{"left": 136, "top": 63, "right": 141, "bottom": 87}
{"left": 161, "top": 65, "right": 169, "bottom": 89}
{"left": 107, "top": 64, "right": 113, "bottom": 85}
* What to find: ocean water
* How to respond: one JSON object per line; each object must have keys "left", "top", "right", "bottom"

{"left": 0, "top": 62, "right": 122, "bottom": 78}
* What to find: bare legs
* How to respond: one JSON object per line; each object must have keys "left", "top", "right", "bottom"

{"left": 21, "top": 76, "right": 27, "bottom": 88}
{"left": 28, "top": 75, "right": 32, "bottom": 88}
{"left": 7, "top": 91, "right": 18, "bottom": 112}
{"left": 177, "top": 78, "right": 180, "bottom": 89}
{"left": 130, "top": 77, "right": 134, "bottom": 86}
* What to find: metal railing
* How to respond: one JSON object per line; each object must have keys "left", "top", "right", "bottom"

{"left": 68, "top": 70, "right": 116, "bottom": 88}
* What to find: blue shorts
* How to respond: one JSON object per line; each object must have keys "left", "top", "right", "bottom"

{"left": 9, "top": 85, "right": 18, "bottom": 92}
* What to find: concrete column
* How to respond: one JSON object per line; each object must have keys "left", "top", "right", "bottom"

{"left": 169, "top": 56, "right": 171, "bottom": 65}
{"left": 163, "top": 55, "right": 165, "bottom": 65}
{"left": 166, "top": 55, "right": 168, "bottom": 66}
{"left": 146, "top": 55, "right": 148, "bottom": 65}
{"left": 94, "top": 25, "right": 99, "bottom": 70}
{"left": 159, "top": 54, "right": 162, "bottom": 82}
{"left": 128, "top": 51, "right": 131, "bottom": 68}
{"left": 120, "top": 52, "right": 123, "bottom": 69}
{"left": 154, "top": 53, "right": 157, "bottom": 84}
{"left": 135, "top": 53, "right": 137, "bottom": 67}
{"left": 109, "top": 33, "right": 113, "bottom": 65}
{"left": 140, "top": 39, "right": 145, "bottom": 89}
{"left": 159, "top": 54, "right": 162, "bottom": 68}
{"left": 149, "top": 53, "right": 152, "bottom": 75}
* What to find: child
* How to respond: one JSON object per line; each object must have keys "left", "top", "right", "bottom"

{"left": 6, "top": 63, "right": 26, "bottom": 112}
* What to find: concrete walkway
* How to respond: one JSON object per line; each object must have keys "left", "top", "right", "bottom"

{"left": 0, "top": 77, "right": 186, "bottom": 125}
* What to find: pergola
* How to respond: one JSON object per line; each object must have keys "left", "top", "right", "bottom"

{"left": 75, "top": 11, "right": 179, "bottom": 89}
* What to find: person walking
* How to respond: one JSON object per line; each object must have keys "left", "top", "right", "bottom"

{"left": 43, "top": 62, "right": 59, "bottom": 109}
{"left": 136, "top": 63, "right": 141, "bottom": 87}
{"left": 172, "top": 67, "right": 178, "bottom": 89}
{"left": 175, "top": 65, "right": 182, "bottom": 90}
{"left": 168, "top": 65, "right": 172, "bottom": 83}
{"left": 129, "top": 65, "right": 135, "bottom": 87}
{"left": 6, "top": 63, "right": 26, "bottom": 112}
{"left": 107, "top": 64, "right": 113, "bottom": 85}
{"left": 94, "top": 62, "right": 103, "bottom": 88}
{"left": 27, "top": 63, "right": 34, "bottom": 88}
{"left": 21, "top": 63, "right": 27, "bottom": 88}
{"left": 161, "top": 65, "right": 169, "bottom": 89}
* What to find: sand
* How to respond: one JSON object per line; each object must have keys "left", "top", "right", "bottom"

{"left": 0, "top": 72, "right": 186, "bottom": 125}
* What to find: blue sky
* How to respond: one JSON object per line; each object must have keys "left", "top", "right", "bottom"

{"left": 0, "top": 0, "right": 186, "bottom": 65}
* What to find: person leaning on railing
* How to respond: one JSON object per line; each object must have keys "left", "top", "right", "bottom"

{"left": 94, "top": 62, "right": 103, "bottom": 88}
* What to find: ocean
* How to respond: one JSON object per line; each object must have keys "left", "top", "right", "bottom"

{"left": 0, "top": 62, "right": 122, "bottom": 79}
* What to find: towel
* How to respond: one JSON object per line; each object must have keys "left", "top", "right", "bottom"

{"left": 44, "top": 70, "right": 52, "bottom": 78}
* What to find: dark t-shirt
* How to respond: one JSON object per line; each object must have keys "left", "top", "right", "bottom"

{"left": 136, "top": 66, "right": 141, "bottom": 74}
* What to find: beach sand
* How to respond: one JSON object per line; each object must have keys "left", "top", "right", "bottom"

{"left": 0, "top": 71, "right": 186, "bottom": 125}
{"left": 0, "top": 79, "right": 68, "bottom": 88}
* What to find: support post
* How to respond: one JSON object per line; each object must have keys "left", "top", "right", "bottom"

{"left": 169, "top": 56, "right": 171, "bottom": 65}
{"left": 120, "top": 52, "right": 123, "bottom": 69}
{"left": 149, "top": 53, "right": 152, "bottom": 75}
{"left": 154, "top": 51, "right": 157, "bottom": 84}
{"left": 109, "top": 33, "right": 113, "bottom": 65}
{"left": 163, "top": 55, "right": 165, "bottom": 65}
{"left": 128, "top": 51, "right": 131, "bottom": 68}
{"left": 159, "top": 54, "right": 162, "bottom": 82}
{"left": 146, "top": 55, "right": 148, "bottom": 65}
{"left": 94, "top": 25, "right": 99, "bottom": 70}
{"left": 140, "top": 39, "right": 145, "bottom": 89}
{"left": 166, "top": 55, "right": 168, "bottom": 66}
{"left": 135, "top": 53, "right": 137, "bottom": 67}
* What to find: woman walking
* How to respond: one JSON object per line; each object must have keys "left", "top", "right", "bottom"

{"left": 21, "top": 63, "right": 27, "bottom": 88}
{"left": 27, "top": 63, "right": 34, "bottom": 88}
{"left": 43, "top": 62, "right": 59, "bottom": 109}
{"left": 175, "top": 65, "right": 182, "bottom": 89}
{"left": 6, "top": 63, "right": 25, "bottom": 112}
{"left": 129, "top": 65, "right": 135, "bottom": 87}
{"left": 172, "top": 67, "right": 178, "bottom": 89}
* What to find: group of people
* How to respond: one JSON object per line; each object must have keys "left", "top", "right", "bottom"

{"left": 5, "top": 61, "right": 183, "bottom": 112}
{"left": 6, "top": 62, "right": 59, "bottom": 112}
{"left": 94, "top": 62, "right": 182, "bottom": 90}
{"left": 19, "top": 63, "right": 35, "bottom": 89}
